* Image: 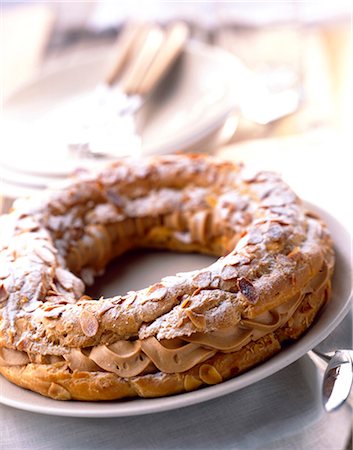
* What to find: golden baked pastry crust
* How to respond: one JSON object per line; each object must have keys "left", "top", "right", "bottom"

{"left": 0, "top": 154, "right": 334, "bottom": 400}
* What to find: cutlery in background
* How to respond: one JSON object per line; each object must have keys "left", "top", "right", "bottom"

{"left": 67, "top": 21, "right": 189, "bottom": 159}
{"left": 308, "top": 311, "right": 353, "bottom": 412}
{"left": 323, "top": 349, "right": 353, "bottom": 412}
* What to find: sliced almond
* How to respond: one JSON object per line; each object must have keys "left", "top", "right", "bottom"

{"left": 124, "top": 293, "right": 137, "bottom": 307}
{"left": 287, "top": 246, "right": 301, "bottom": 258}
{"left": 145, "top": 283, "right": 167, "bottom": 301}
{"left": 224, "top": 254, "right": 244, "bottom": 266}
{"left": 0, "top": 284, "right": 8, "bottom": 303}
{"left": 79, "top": 310, "right": 99, "bottom": 337}
{"left": 16, "top": 216, "right": 39, "bottom": 232}
{"left": 35, "top": 246, "right": 56, "bottom": 265}
{"left": 185, "top": 310, "right": 206, "bottom": 331}
{"left": 192, "top": 271, "right": 211, "bottom": 288}
{"left": 43, "top": 306, "right": 65, "bottom": 319}
{"left": 180, "top": 297, "right": 191, "bottom": 308}
{"left": 237, "top": 277, "right": 258, "bottom": 304}
{"left": 55, "top": 267, "right": 84, "bottom": 295}
{"left": 247, "top": 229, "right": 263, "bottom": 244}
{"left": 184, "top": 374, "right": 202, "bottom": 392}
{"left": 0, "top": 266, "right": 10, "bottom": 280}
{"left": 221, "top": 264, "right": 238, "bottom": 281}
{"left": 191, "top": 287, "right": 201, "bottom": 297}
{"left": 199, "top": 364, "right": 222, "bottom": 385}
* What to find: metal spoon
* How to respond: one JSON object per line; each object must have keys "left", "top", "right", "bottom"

{"left": 322, "top": 349, "right": 353, "bottom": 412}
{"left": 308, "top": 311, "right": 353, "bottom": 412}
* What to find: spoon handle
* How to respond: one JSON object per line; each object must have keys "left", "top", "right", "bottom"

{"left": 137, "top": 22, "right": 189, "bottom": 96}
{"left": 322, "top": 349, "right": 353, "bottom": 412}
{"left": 104, "top": 22, "right": 147, "bottom": 86}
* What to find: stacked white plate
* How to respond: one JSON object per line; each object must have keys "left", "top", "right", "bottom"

{"left": 0, "top": 40, "right": 241, "bottom": 205}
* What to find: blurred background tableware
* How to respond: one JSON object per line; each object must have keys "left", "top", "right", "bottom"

{"left": 66, "top": 21, "right": 189, "bottom": 159}
{"left": 1, "top": 1, "right": 352, "bottom": 214}
{"left": 0, "top": 38, "right": 240, "bottom": 209}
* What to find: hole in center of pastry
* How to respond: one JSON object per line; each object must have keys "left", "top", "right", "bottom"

{"left": 86, "top": 249, "right": 217, "bottom": 299}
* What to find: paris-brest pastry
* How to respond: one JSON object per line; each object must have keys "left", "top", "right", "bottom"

{"left": 0, "top": 154, "right": 334, "bottom": 400}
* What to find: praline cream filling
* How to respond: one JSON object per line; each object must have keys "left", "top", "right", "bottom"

{"left": 0, "top": 264, "right": 328, "bottom": 377}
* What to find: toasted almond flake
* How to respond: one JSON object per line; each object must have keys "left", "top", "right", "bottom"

{"left": 145, "top": 283, "right": 167, "bottom": 301}
{"left": 192, "top": 271, "right": 211, "bottom": 288}
{"left": 221, "top": 264, "right": 238, "bottom": 281}
{"left": 23, "top": 300, "right": 43, "bottom": 313}
{"left": 16, "top": 217, "right": 39, "bottom": 231}
{"left": 287, "top": 246, "right": 301, "bottom": 258}
{"left": 47, "top": 289, "right": 59, "bottom": 296}
{"left": 191, "top": 287, "right": 201, "bottom": 297}
{"left": 0, "top": 284, "right": 8, "bottom": 303}
{"left": 199, "top": 364, "right": 222, "bottom": 385}
{"left": 55, "top": 267, "right": 84, "bottom": 294}
{"left": 181, "top": 297, "right": 191, "bottom": 308}
{"left": 98, "top": 304, "right": 115, "bottom": 317}
{"left": 184, "top": 374, "right": 203, "bottom": 392}
{"left": 237, "top": 277, "right": 258, "bottom": 304}
{"left": 124, "top": 293, "right": 137, "bottom": 307}
{"left": 185, "top": 310, "right": 206, "bottom": 331}
{"left": 43, "top": 307, "right": 65, "bottom": 319}
{"left": 247, "top": 229, "right": 263, "bottom": 244}
{"left": 241, "top": 167, "right": 260, "bottom": 182}
{"left": 262, "top": 192, "right": 294, "bottom": 207}
{"left": 305, "top": 210, "right": 320, "bottom": 220}
{"left": 126, "top": 292, "right": 137, "bottom": 301}
{"left": 0, "top": 267, "right": 10, "bottom": 280}
{"left": 226, "top": 253, "right": 251, "bottom": 266}
{"left": 42, "top": 304, "right": 63, "bottom": 312}
{"left": 34, "top": 247, "right": 56, "bottom": 265}
{"left": 79, "top": 310, "right": 99, "bottom": 337}
{"left": 207, "top": 276, "right": 219, "bottom": 288}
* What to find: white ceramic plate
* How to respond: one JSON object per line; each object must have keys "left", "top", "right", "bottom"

{"left": 0, "top": 202, "right": 351, "bottom": 417}
{"left": 0, "top": 40, "right": 240, "bottom": 197}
